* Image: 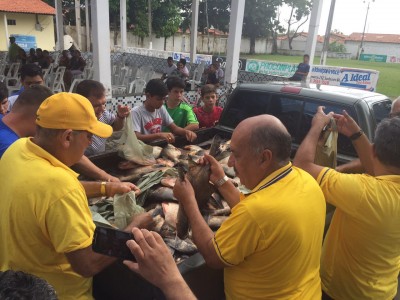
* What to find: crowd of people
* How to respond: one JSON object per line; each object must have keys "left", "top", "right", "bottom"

{"left": 1, "top": 49, "right": 400, "bottom": 300}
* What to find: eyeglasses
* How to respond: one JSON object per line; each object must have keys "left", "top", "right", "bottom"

{"left": 72, "top": 130, "right": 93, "bottom": 141}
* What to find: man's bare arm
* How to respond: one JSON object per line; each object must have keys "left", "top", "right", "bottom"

{"left": 73, "top": 155, "right": 120, "bottom": 182}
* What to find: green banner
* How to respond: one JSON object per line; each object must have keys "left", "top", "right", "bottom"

{"left": 359, "top": 54, "right": 387, "bottom": 63}
{"left": 245, "top": 60, "right": 297, "bottom": 77}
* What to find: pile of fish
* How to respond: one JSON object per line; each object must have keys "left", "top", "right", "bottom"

{"left": 93, "top": 136, "right": 239, "bottom": 263}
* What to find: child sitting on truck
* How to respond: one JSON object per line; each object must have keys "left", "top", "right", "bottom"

{"left": 131, "top": 79, "right": 197, "bottom": 144}
{"left": 163, "top": 77, "right": 199, "bottom": 132}
{"left": 193, "top": 84, "right": 223, "bottom": 128}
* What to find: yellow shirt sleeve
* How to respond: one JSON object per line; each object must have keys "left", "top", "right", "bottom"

{"left": 44, "top": 188, "right": 95, "bottom": 254}
{"left": 317, "top": 167, "right": 367, "bottom": 217}
{"left": 213, "top": 202, "right": 262, "bottom": 266}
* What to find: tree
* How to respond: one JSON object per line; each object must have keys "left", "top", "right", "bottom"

{"left": 242, "top": 0, "right": 281, "bottom": 55}
{"left": 283, "top": 0, "right": 313, "bottom": 50}
{"left": 152, "top": 0, "right": 182, "bottom": 50}
{"left": 329, "top": 41, "right": 346, "bottom": 53}
{"left": 180, "top": 0, "right": 230, "bottom": 33}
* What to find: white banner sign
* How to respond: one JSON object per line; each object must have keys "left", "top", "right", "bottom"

{"left": 310, "top": 65, "right": 379, "bottom": 92}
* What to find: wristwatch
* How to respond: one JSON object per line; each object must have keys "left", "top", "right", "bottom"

{"left": 214, "top": 175, "right": 229, "bottom": 188}
{"left": 349, "top": 130, "right": 364, "bottom": 141}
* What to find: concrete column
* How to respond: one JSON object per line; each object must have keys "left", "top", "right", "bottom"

{"left": 55, "top": 0, "right": 64, "bottom": 51}
{"left": 189, "top": 0, "right": 199, "bottom": 63}
{"left": 148, "top": 0, "right": 152, "bottom": 49}
{"left": 225, "top": 0, "right": 245, "bottom": 85}
{"left": 320, "top": 0, "right": 336, "bottom": 65}
{"left": 91, "top": 0, "right": 112, "bottom": 96}
{"left": 120, "top": 0, "right": 127, "bottom": 50}
{"left": 75, "top": 0, "right": 82, "bottom": 50}
{"left": 85, "top": 0, "right": 90, "bottom": 51}
{"left": 3, "top": 13, "right": 9, "bottom": 49}
{"left": 304, "top": 0, "right": 324, "bottom": 66}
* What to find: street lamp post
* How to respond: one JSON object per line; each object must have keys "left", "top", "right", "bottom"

{"left": 358, "top": 0, "right": 374, "bottom": 60}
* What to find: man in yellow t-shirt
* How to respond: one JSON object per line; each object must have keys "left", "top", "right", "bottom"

{"left": 294, "top": 107, "right": 400, "bottom": 300}
{"left": 0, "top": 93, "right": 145, "bottom": 300}
{"left": 174, "top": 115, "right": 326, "bottom": 299}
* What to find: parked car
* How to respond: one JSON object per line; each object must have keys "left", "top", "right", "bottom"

{"left": 221, "top": 82, "right": 392, "bottom": 164}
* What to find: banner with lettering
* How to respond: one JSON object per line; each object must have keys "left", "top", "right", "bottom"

{"left": 172, "top": 52, "right": 212, "bottom": 65}
{"left": 245, "top": 60, "right": 297, "bottom": 77}
{"left": 310, "top": 65, "right": 379, "bottom": 92}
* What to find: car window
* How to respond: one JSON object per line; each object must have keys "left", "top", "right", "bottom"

{"left": 268, "top": 95, "right": 303, "bottom": 140}
{"left": 371, "top": 100, "right": 392, "bottom": 124}
{"left": 221, "top": 91, "right": 271, "bottom": 128}
{"left": 300, "top": 101, "right": 357, "bottom": 156}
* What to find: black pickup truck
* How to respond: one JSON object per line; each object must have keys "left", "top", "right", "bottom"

{"left": 91, "top": 82, "right": 392, "bottom": 300}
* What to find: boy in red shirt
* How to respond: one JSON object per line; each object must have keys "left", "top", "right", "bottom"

{"left": 193, "top": 84, "right": 223, "bottom": 128}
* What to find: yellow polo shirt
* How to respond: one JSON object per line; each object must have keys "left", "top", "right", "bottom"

{"left": 318, "top": 168, "right": 400, "bottom": 300}
{"left": 0, "top": 138, "right": 95, "bottom": 300}
{"left": 213, "top": 163, "right": 326, "bottom": 299}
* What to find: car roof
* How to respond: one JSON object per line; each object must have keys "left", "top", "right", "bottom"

{"left": 236, "top": 82, "right": 390, "bottom": 105}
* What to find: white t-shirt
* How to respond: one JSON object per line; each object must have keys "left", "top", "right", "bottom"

{"left": 7, "top": 95, "right": 19, "bottom": 113}
{"left": 164, "top": 64, "right": 177, "bottom": 76}
{"left": 131, "top": 105, "right": 174, "bottom": 134}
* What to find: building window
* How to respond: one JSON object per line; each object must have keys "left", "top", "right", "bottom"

{"left": 7, "top": 19, "right": 16, "bottom": 26}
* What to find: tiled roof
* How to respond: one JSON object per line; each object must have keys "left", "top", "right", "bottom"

{"left": 0, "top": 0, "right": 55, "bottom": 15}
{"left": 346, "top": 33, "right": 400, "bottom": 44}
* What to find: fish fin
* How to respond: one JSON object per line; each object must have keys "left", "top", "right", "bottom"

{"left": 209, "top": 134, "right": 223, "bottom": 158}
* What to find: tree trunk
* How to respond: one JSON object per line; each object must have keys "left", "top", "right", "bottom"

{"left": 272, "top": 32, "right": 278, "bottom": 54}
{"left": 113, "top": 14, "right": 118, "bottom": 46}
{"left": 164, "top": 37, "right": 167, "bottom": 51}
{"left": 249, "top": 35, "right": 256, "bottom": 55}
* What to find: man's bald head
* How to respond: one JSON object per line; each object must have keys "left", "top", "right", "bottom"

{"left": 236, "top": 115, "right": 292, "bottom": 164}
{"left": 391, "top": 97, "right": 400, "bottom": 117}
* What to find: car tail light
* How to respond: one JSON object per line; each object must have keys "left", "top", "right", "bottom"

{"left": 280, "top": 86, "right": 301, "bottom": 94}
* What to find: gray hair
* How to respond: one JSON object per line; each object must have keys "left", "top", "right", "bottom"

{"left": 374, "top": 117, "right": 400, "bottom": 169}
{"left": 249, "top": 125, "right": 292, "bottom": 163}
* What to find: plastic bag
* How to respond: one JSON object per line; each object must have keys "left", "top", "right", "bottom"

{"left": 113, "top": 191, "right": 145, "bottom": 229}
{"left": 117, "top": 113, "right": 156, "bottom": 165}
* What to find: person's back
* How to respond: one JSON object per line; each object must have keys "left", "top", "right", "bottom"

{"left": 319, "top": 169, "right": 400, "bottom": 299}
{"left": 218, "top": 165, "right": 325, "bottom": 299}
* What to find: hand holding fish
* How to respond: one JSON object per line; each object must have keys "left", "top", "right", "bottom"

{"left": 312, "top": 106, "right": 335, "bottom": 129}
{"left": 173, "top": 176, "right": 197, "bottom": 209}
{"left": 333, "top": 110, "right": 362, "bottom": 138}
{"left": 201, "top": 153, "right": 226, "bottom": 186}
{"left": 106, "top": 182, "right": 141, "bottom": 197}
{"left": 184, "top": 130, "right": 197, "bottom": 142}
{"left": 124, "top": 228, "right": 195, "bottom": 300}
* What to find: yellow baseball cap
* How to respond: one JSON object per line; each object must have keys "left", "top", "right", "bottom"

{"left": 36, "top": 92, "right": 113, "bottom": 138}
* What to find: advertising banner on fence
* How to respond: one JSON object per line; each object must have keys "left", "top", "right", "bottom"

{"left": 310, "top": 65, "right": 379, "bottom": 91}
{"left": 359, "top": 54, "right": 387, "bottom": 63}
{"left": 245, "top": 59, "right": 297, "bottom": 77}
{"left": 387, "top": 55, "right": 400, "bottom": 63}
{"left": 213, "top": 56, "right": 247, "bottom": 70}
{"left": 172, "top": 52, "right": 212, "bottom": 65}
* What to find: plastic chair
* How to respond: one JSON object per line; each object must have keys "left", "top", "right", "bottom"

{"left": 50, "top": 66, "right": 66, "bottom": 93}
{"left": 128, "top": 79, "right": 146, "bottom": 94}
{"left": 5, "top": 62, "right": 20, "bottom": 94}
